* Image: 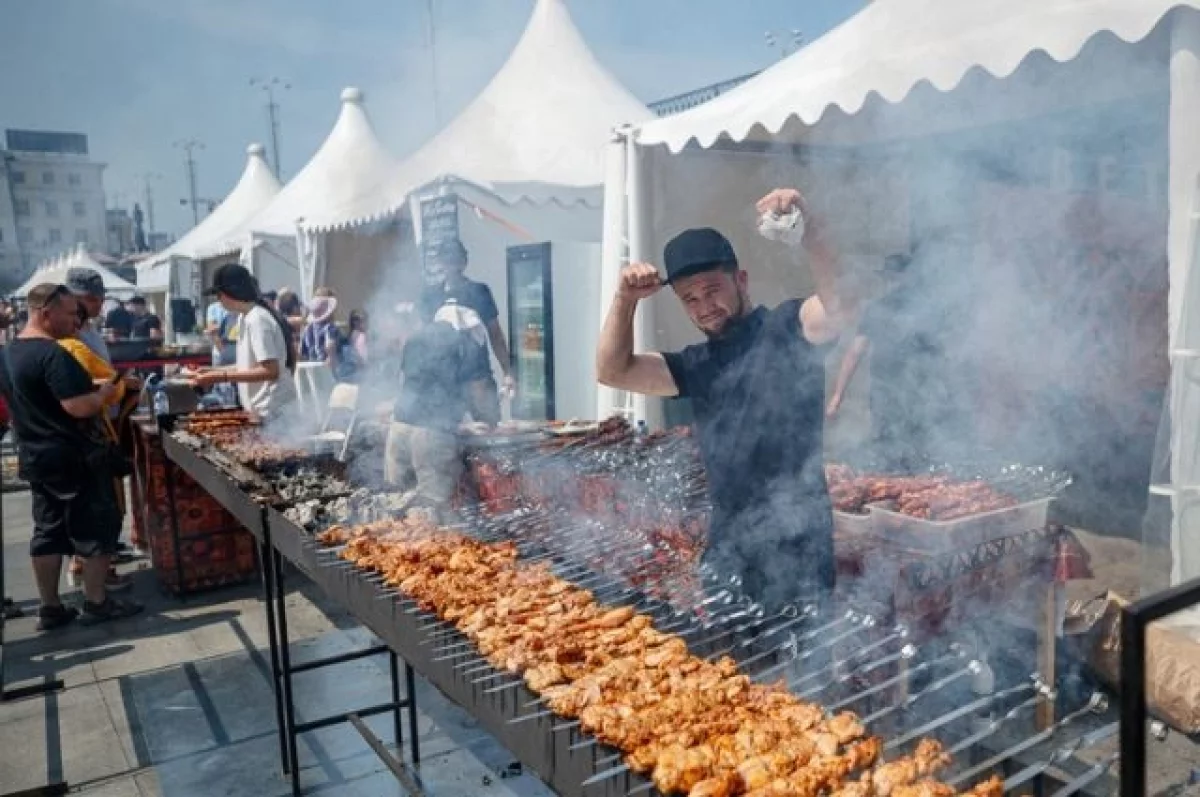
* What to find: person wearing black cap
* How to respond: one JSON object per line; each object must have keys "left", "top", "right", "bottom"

{"left": 126, "top": 296, "right": 163, "bottom": 341}
{"left": 596, "top": 188, "right": 848, "bottom": 611}
{"left": 419, "top": 240, "right": 514, "bottom": 409}
{"left": 187, "top": 264, "right": 297, "bottom": 419}
{"left": 65, "top": 268, "right": 113, "bottom": 361}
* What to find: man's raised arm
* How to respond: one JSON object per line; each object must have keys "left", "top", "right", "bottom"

{"left": 595, "top": 263, "right": 679, "bottom": 397}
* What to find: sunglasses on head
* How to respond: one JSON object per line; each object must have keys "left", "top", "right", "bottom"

{"left": 28, "top": 284, "right": 71, "bottom": 311}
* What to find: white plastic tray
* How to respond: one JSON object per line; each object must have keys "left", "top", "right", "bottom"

{"left": 869, "top": 497, "right": 1053, "bottom": 552}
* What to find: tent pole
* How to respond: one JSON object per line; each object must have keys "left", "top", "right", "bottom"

{"left": 597, "top": 130, "right": 630, "bottom": 422}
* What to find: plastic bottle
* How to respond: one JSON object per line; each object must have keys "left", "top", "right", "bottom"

{"left": 153, "top": 385, "right": 169, "bottom": 417}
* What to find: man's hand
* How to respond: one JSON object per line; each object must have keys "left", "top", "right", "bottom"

{"left": 617, "top": 262, "right": 664, "bottom": 302}
{"left": 123, "top": 375, "right": 142, "bottom": 392}
{"left": 188, "top": 370, "right": 224, "bottom": 388}
{"left": 825, "top": 395, "right": 843, "bottom": 420}
{"left": 756, "top": 187, "right": 809, "bottom": 218}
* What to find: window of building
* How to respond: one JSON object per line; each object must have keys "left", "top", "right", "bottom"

{"left": 14, "top": 199, "right": 30, "bottom": 216}
{"left": 75, "top": 228, "right": 88, "bottom": 244}
{"left": 11, "top": 170, "right": 25, "bottom": 185}
{"left": 42, "top": 171, "right": 54, "bottom": 185}
{"left": 45, "top": 200, "right": 59, "bottom": 218}
{"left": 68, "top": 172, "right": 81, "bottom": 187}
{"left": 48, "top": 228, "right": 62, "bottom": 244}
{"left": 18, "top": 227, "right": 33, "bottom": 244}
{"left": 72, "top": 200, "right": 86, "bottom": 217}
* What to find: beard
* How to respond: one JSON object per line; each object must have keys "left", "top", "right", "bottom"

{"left": 698, "top": 291, "right": 749, "bottom": 340}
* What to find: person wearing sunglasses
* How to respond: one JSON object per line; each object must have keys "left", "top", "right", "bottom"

{"left": 0, "top": 284, "right": 142, "bottom": 629}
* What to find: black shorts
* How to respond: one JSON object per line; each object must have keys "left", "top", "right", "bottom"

{"left": 30, "top": 470, "right": 122, "bottom": 558}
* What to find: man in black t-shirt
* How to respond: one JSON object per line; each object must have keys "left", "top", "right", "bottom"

{"left": 419, "top": 240, "right": 514, "bottom": 401}
{"left": 0, "top": 284, "right": 142, "bottom": 629}
{"left": 127, "top": 296, "right": 163, "bottom": 340}
{"left": 385, "top": 306, "right": 498, "bottom": 521}
{"left": 596, "top": 188, "right": 849, "bottom": 611}
{"left": 104, "top": 301, "right": 133, "bottom": 340}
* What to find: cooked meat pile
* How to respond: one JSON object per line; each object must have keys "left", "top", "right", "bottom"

{"left": 177, "top": 409, "right": 256, "bottom": 434}
{"left": 825, "top": 465, "right": 1016, "bottom": 521}
{"left": 317, "top": 518, "right": 1002, "bottom": 797}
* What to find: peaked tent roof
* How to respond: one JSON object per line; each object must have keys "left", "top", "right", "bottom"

{"left": 210, "top": 87, "right": 400, "bottom": 243}
{"left": 17, "top": 244, "right": 138, "bottom": 297}
{"left": 310, "top": 0, "right": 652, "bottom": 231}
{"left": 138, "top": 144, "right": 281, "bottom": 289}
{"left": 637, "top": 0, "right": 1199, "bottom": 152}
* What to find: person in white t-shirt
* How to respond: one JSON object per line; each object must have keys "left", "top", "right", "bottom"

{"left": 186, "top": 264, "right": 297, "bottom": 419}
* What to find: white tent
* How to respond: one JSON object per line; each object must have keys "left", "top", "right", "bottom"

{"left": 137, "top": 144, "right": 281, "bottom": 294}
{"left": 302, "top": 0, "right": 651, "bottom": 421}
{"left": 604, "top": 0, "right": 1200, "bottom": 588}
{"left": 16, "top": 243, "right": 137, "bottom": 297}
{"left": 201, "top": 87, "right": 401, "bottom": 307}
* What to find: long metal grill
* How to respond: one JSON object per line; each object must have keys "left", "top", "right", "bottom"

{"left": 162, "top": 415, "right": 1171, "bottom": 797}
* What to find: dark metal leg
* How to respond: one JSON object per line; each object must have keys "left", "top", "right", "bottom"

{"left": 273, "top": 550, "right": 301, "bottom": 797}
{"left": 405, "top": 662, "right": 420, "bottom": 766}
{"left": 390, "top": 651, "right": 403, "bottom": 753}
{"left": 161, "top": 455, "right": 186, "bottom": 601}
{"left": 260, "top": 537, "right": 289, "bottom": 775}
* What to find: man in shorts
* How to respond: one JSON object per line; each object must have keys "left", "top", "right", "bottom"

{"left": 0, "top": 283, "right": 142, "bottom": 629}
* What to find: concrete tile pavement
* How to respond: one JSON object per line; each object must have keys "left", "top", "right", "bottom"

{"left": 0, "top": 488, "right": 552, "bottom": 797}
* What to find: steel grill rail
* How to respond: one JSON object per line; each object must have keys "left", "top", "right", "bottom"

{"left": 157, "top": 421, "right": 1176, "bottom": 797}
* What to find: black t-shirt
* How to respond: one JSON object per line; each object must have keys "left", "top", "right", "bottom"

{"left": 131, "top": 313, "right": 162, "bottom": 339}
{"left": 419, "top": 279, "right": 499, "bottom": 325}
{"left": 0, "top": 338, "right": 99, "bottom": 484}
{"left": 394, "top": 322, "right": 487, "bottom": 433}
{"left": 663, "top": 301, "right": 834, "bottom": 546}
{"left": 105, "top": 306, "right": 133, "bottom": 339}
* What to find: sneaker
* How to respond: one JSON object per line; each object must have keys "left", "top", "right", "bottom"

{"left": 105, "top": 572, "right": 134, "bottom": 592}
{"left": 80, "top": 597, "right": 143, "bottom": 626}
{"left": 36, "top": 604, "right": 80, "bottom": 631}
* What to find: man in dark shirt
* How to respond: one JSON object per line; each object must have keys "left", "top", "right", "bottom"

{"left": 127, "top": 296, "right": 163, "bottom": 340}
{"left": 597, "top": 188, "right": 848, "bottom": 611}
{"left": 419, "top": 240, "right": 514, "bottom": 401}
{"left": 385, "top": 304, "right": 498, "bottom": 521}
{"left": 0, "top": 284, "right": 141, "bottom": 629}
{"left": 104, "top": 300, "right": 134, "bottom": 340}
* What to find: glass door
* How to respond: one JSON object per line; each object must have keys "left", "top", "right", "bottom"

{"left": 507, "top": 243, "right": 555, "bottom": 420}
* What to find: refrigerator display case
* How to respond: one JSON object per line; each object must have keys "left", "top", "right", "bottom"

{"left": 507, "top": 243, "right": 555, "bottom": 420}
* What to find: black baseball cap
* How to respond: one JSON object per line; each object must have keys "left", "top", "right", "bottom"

{"left": 65, "top": 267, "right": 105, "bottom": 298}
{"left": 663, "top": 228, "right": 737, "bottom": 284}
{"left": 424, "top": 239, "right": 468, "bottom": 267}
{"left": 205, "top": 263, "right": 259, "bottom": 300}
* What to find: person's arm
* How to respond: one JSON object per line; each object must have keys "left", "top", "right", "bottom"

{"left": 46, "top": 348, "right": 115, "bottom": 418}
{"left": 756, "top": 188, "right": 850, "bottom": 346}
{"left": 485, "top": 320, "right": 511, "bottom": 376}
{"left": 595, "top": 263, "right": 679, "bottom": 397}
{"left": 192, "top": 313, "right": 282, "bottom": 386}
{"left": 826, "top": 335, "right": 870, "bottom": 418}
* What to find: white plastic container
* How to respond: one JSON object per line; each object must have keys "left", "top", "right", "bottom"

{"left": 868, "top": 497, "right": 1054, "bottom": 552}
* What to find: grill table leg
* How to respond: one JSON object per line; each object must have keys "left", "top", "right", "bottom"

{"left": 260, "top": 536, "right": 290, "bottom": 775}
{"left": 1036, "top": 583, "right": 1059, "bottom": 731}
{"left": 406, "top": 662, "right": 420, "bottom": 766}
{"left": 390, "top": 651, "right": 403, "bottom": 752}
{"left": 273, "top": 550, "right": 301, "bottom": 797}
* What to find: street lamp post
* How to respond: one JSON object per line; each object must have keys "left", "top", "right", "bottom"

{"left": 765, "top": 29, "right": 805, "bottom": 59}
{"left": 250, "top": 77, "right": 290, "bottom": 179}
{"left": 174, "top": 139, "right": 204, "bottom": 226}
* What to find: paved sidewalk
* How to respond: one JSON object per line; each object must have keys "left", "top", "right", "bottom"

{"left": 0, "top": 488, "right": 552, "bottom": 797}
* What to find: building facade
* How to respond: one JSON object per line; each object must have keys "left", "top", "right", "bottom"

{"left": 0, "top": 129, "right": 108, "bottom": 285}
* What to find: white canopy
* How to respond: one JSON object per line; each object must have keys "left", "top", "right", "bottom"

{"left": 138, "top": 144, "right": 281, "bottom": 291}
{"left": 16, "top": 243, "right": 137, "bottom": 297}
{"left": 311, "top": 0, "right": 652, "bottom": 233}
{"left": 638, "top": 0, "right": 1195, "bottom": 151}
{"left": 212, "top": 88, "right": 399, "bottom": 244}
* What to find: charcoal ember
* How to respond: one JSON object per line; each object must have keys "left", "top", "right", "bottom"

{"left": 271, "top": 467, "right": 352, "bottom": 502}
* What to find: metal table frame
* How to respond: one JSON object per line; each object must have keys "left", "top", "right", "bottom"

{"left": 1119, "top": 575, "right": 1200, "bottom": 796}
{"left": 161, "top": 433, "right": 422, "bottom": 797}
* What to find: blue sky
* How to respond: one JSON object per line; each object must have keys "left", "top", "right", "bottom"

{"left": 1, "top": 0, "right": 861, "bottom": 237}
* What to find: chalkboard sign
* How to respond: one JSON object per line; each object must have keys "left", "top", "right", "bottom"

{"left": 420, "top": 194, "right": 460, "bottom": 247}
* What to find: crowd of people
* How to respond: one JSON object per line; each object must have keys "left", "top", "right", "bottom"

{"left": 2, "top": 183, "right": 855, "bottom": 626}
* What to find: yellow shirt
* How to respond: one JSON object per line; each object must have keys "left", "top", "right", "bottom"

{"left": 58, "top": 338, "right": 126, "bottom": 440}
